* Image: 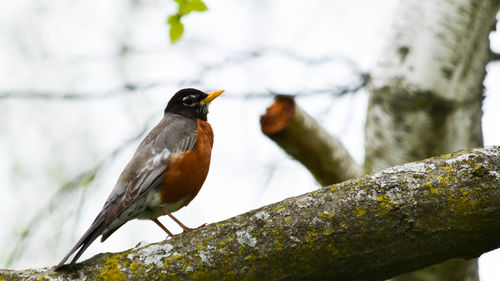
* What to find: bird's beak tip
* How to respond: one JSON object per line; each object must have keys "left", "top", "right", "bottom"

{"left": 201, "top": 90, "right": 224, "bottom": 104}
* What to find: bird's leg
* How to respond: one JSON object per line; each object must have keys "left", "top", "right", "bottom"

{"left": 151, "top": 218, "right": 173, "bottom": 238}
{"left": 161, "top": 208, "right": 206, "bottom": 233}
{"left": 167, "top": 213, "right": 196, "bottom": 233}
{"left": 165, "top": 213, "right": 206, "bottom": 233}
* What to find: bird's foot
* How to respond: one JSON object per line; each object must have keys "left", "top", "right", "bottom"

{"left": 181, "top": 223, "right": 206, "bottom": 233}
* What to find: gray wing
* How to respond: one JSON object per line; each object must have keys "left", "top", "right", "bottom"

{"left": 102, "top": 114, "right": 198, "bottom": 232}
{"left": 56, "top": 114, "right": 197, "bottom": 268}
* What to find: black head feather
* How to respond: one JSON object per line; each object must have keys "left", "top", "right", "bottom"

{"left": 164, "top": 88, "right": 211, "bottom": 120}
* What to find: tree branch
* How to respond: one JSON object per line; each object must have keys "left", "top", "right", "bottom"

{"left": 1, "top": 146, "right": 499, "bottom": 281}
{"left": 491, "top": 51, "right": 500, "bottom": 62}
{"left": 260, "top": 96, "right": 363, "bottom": 185}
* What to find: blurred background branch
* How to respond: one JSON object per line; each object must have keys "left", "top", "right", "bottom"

{"left": 260, "top": 95, "right": 363, "bottom": 186}
{"left": 0, "top": 49, "right": 365, "bottom": 101}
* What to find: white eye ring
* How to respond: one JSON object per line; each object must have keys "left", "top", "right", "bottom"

{"left": 182, "top": 95, "right": 197, "bottom": 107}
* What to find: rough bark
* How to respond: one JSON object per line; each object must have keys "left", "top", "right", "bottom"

{"left": 365, "top": 0, "right": 498, "bottom": 172}
{"left": 1, "top": 146, "right": 499, "bottom": 281}
{"left": 365, "top": 0, "right": 500, "bottom": 280}
{"left": 260, "top": 96, "right": 363, "bottom": 186}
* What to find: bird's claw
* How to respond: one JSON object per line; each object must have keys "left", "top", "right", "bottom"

{"left": 181, "top": 223, "right": 207, "bottom": 233}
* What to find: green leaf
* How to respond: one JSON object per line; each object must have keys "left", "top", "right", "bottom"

{"left": 166, "top": 0, "right": 207, "bottom": 43}
{"left": 185, "top": 0, "right": 207, "bottom": 13}
{"left": 167, "top": 14, "right": 180, "bottom": 25}
{"left": 176, "top": 0, "right": 208, "bottom": 15}
{"left": 167, "top": 15, "right": 184, "bottom": 43}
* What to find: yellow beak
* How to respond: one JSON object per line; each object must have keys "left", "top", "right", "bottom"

{"left": 200, "top": 90, "right": 224, "bottom": 105}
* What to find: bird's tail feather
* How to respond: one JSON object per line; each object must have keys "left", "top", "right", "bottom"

{"left": 101, "top": 222, "right": 126, "bottom": 243}
{"left": 55, "top": 220, "right": 106, "bottom": 270}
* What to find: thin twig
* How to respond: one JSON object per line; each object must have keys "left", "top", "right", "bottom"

{"left": 491, "top": 51, "right": 500, "bottom": 61}
{"left": 0, "top": 50, "right": 365, "bottom": 101}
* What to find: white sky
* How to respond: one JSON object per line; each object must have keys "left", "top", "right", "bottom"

{"left": 0, "top": 0, "right": 498, "bottom": 279}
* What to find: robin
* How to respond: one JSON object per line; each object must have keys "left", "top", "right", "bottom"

{"left": 56, "top": 88, "right": 223, "bottom": 269}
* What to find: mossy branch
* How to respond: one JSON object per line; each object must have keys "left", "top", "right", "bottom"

{"left": 1, "top": 146, "right": 499, "bottom": 281}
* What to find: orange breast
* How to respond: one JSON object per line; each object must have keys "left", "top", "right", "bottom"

{"left": 159, "top": 119, "right": 214, "bottom": 210}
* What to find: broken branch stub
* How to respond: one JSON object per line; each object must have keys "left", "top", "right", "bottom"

{"left": 260, "top": 95, "right": 363, "bottom": 185}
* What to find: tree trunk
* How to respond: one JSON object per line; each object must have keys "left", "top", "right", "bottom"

{"left": 1, "top": 147, "right": 499, "bottom": 281}
{"left": 365, "top": 0, "right": 500, "bottom": 280}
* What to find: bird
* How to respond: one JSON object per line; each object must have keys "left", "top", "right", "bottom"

{"left": 55, "top": 88, "right": 223, "bottom": 269}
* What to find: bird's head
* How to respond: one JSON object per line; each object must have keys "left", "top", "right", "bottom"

{"left": 164, "top": 88, "right": 224, "bottom": 120}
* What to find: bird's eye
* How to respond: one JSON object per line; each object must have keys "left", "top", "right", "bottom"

{"left": 182, "top": 95, "right": 197, "bottom": 107}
